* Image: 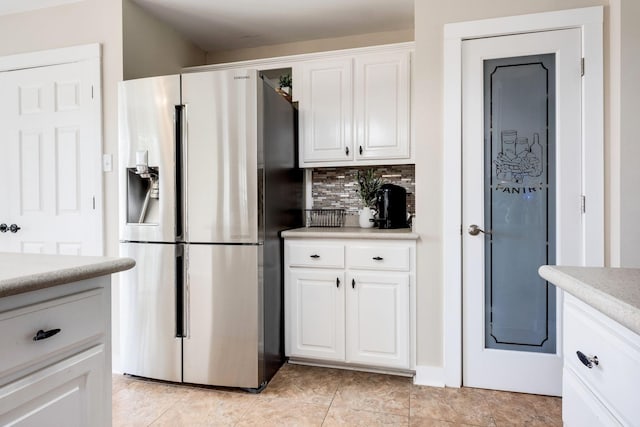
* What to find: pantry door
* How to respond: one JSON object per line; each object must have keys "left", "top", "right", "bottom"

{"left": 0, "top": 51, "right": 102, "bottom": 255}
{"left": 462, "top": 29, "right": 582, "bottom": 396}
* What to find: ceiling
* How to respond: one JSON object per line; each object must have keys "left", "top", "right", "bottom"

{"left": 132, "top": 0, "right": 415, "bottom": 53}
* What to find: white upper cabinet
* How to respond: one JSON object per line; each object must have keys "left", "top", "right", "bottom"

{"left": 299, "top": 58, "right": 353, "bottom": 163}
{"left": 354, "top": 51, "right": 410, "bottom": 162}
{"left": 296, "top": 46, "right": 413, "bottom": 167}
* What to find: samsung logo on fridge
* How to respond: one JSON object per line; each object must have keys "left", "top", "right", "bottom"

{"left": 234, "top": 76, "right": 251, "bottom": 80}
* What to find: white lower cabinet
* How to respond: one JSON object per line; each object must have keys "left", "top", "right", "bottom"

{"left": 289, "top": 270, "right": 345, "bottom": 361}
{"left": 563, "top": 293, "right": 640, "bottom": 426}
{"left": 285, "top": 237, "right": 415, "bottom": 371}
{"left": 0, "top": 345, "right": 105, "bottom": 427}
{"left": 346, "top": 272, "right": 409, "bottom": 368}
{"left": 0, "top": 278, "right": 111, "bottom": 426}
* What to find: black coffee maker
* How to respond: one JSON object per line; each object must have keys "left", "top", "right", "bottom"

{"left": 374, "top": 184, "right": 408, "bottom": 229}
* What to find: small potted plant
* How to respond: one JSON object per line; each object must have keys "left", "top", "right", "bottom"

{"left": 278, "top": 74, "right": 292, "bottom": 98}
{"left": 356, "top": 169, "right": 381, "bottom": 228}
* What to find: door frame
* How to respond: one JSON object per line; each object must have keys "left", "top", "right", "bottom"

{"left": 0, "top": 44, "right": 104, "bottom": 255}
{"left": 443, "top": 7, "right": 603, "bottom": 387}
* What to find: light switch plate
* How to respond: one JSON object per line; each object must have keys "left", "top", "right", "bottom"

{"left": 102, "top": 154, "right": 112, "bottom": 172}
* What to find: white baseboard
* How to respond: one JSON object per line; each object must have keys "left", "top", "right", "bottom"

{"left": 413, "top": 365, "right": 446, "bottom": 387}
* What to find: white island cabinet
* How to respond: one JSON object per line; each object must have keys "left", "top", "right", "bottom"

{"left": 0, "top": 253, "right": 134, "bottom": 427}
{"left": 539, "top": 266, "right": 640, "bottom": 427}
{"left": 282, "top": 228, "right": 418, "bottom": 373}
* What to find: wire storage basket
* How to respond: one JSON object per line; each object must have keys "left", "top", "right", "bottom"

{"left": 304, "top": 209, "right": 345, "bottom": 227}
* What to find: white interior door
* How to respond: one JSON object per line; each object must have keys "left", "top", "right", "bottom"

{"left": 0, "top": 59, "right": 102, "bottom": 255}
{"left": 462, "top": 29, "right": 583, "bottom": 396}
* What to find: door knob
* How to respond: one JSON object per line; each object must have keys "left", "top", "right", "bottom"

{"left": 468, "top": 224, "right": 490, "bottom": 236}
{"left": 0, "top": 224, "right": 6, "bottom": 233}
{"left": 9, "top": 224, "right": 20, "bottom": 233}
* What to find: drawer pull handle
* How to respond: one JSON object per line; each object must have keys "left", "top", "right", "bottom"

{"left": 336, "top": 278, "right": 340, "bottom": 288}
{"left": 576, "top": 351, "right": 599, "bottom": 369}
{"left": 310, "top": 254, "right": 320, "bottom": 259}
{"left": 33, "top": 328, "right": 61, "bottom": 341}
{"left": 372, "top": 256, "right": 383, "bottom": 261}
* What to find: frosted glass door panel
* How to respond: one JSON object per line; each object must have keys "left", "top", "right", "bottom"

{"left": 483, "top": 55, "right": 556, "bottom": 354}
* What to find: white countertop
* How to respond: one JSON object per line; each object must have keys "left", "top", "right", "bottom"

{"left": 539, "top": 266, "right": 640, "bottom": 335}
{"left": 281, "top": 227, "right": 419, "bottom": 240}
{"left": 0, "top": 252, "right": 135, "bottom": 298}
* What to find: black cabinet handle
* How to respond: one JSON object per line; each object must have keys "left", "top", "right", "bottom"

{"left": 33, "top": 328, "right": 61, "bottom": 341}
{"left": 345, "top": 146, "right": 350, "bottom": 156}
{"left": 9, "top": 224, "right": 20, "bottom": 233}
{"left": 310, "top": 254, "right": 320, "bottom": 259}
{"left": 0, "top": 223, "right": 7, "bottom": 233}
{"left": 336, "top": 278, "right": 340, "bottom": 288}
{"left": 352, "top": 279, "right": 355, "bottom": 289}
{"left": 576, "top": 351, "right": 599, "bottom": 369}
{"left": 359, "top": 145, "right": 363, "bottom": 155}
{"left": 372, "top": 256, "right": 383, "bottom": 261}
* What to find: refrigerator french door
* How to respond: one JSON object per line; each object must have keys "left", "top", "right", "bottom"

{"left": 119, "top": 69, "right": 298, "bottom": 389}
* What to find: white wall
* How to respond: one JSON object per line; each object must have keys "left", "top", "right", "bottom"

{"left": 613, "top": 0, "right": 640, "bottom": 267}
{"left": 206, "top": 28, "right": 413, "bottom": 64}
{"left": 123, "top": 0, "right": 206, "bottom": 80}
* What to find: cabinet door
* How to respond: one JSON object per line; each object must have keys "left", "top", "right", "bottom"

{"left": 346, "top": 272, "right": 410, "bottom": 369}
{"left": 287, "top": 269, "right": 345, "bottom": 361}
{"left": 0, "top": 345, "right": 106, "bottom": 427}
{"left": 354, "top": 51, "right": 410, "bottom": 161}
{"left": 299, "top": 58, "right": 353, "bottom": 164}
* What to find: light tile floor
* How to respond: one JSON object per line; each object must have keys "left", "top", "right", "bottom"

{"left": 113, "top": 363, "right": 562, "bottom": 426}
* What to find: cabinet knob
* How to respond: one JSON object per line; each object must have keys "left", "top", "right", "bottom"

{"left": 0, "top": 223, "right": 7, "bottom": 233}
{"left": 576, "top": 351, "right": 599, "bottom": 369}
{"left": 9, "top": 224, "right": 20, "bottom": 233}
{"left": 33, "top": 328, "right": 61, "bottom": 341}
{"left": 336, "top": 278, "right": 340, "bottom": 288}
{"left": 359, "top": 145, "right": 363, "bottom": 155}
{"left": 352, "top": 279, "right": 355, "bottom": 289}
{"left": 310, "top": 254, "right": 320, "bottom": 259}
{"left": 345, "top": 146, "right": 350, "bottom": 156}
{"left": 372, "top": 256, "right": 383, "bottom": 261}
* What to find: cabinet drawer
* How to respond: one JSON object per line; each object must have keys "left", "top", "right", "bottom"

{"left": 564, "top": 295, "right": 640, "bottom": 425}
{"left": 562, "top": 367, "right": 620, "bottom": 427}
{"left": 0, "top": 289, "right": 105, "bottom": 378}
{"left": 287, "top": 243, "right": 344, "bottom": 268}
{"left": 347, "top": 245, "right": 410, "bottom": 271}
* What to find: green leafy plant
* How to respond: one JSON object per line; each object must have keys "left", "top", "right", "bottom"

{"left": 279, "top": 74, "right": 292, "bottom": 89}
{"left": 356, "top": 169, "right": 382, "bottom": 208}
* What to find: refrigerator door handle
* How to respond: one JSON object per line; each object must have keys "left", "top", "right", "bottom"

{"left": 184, "top": 245, "right": 190, "bottom": 338}
{"left": 175, "top": 104, "right": 185, "bottom": 241}
{"left": 175, "top": 246, "right": 185, "bottom": 338}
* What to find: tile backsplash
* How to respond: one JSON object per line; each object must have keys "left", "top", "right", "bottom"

{"left": 311, "top": 165, "right": 416, "bottom": 216}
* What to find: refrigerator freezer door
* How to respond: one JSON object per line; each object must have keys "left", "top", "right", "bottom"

{"left": 182, "top": 70, "right": 259, "bottom": 244}
{"left": 120, "top": 242, "right": 182, "bottom": 382}
{"left": 183, "top": 244, "right": 261, "bottom": 388}
{"left": 118, "top": 75, "right": 180, "bottom": 243}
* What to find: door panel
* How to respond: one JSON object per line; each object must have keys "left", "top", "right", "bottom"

{"left": 462, "top": 29, "right": 582, "bottom": 395}
{"left": 346, "top": 273, "right": 409, "bottom": 369}
{"left": 183, "top": 244, "right": 259, "bottom": 388}
{"left": 119, "top": 242, "right": 182, "bottom": 382}
{"left": 0, "top": 60, "right": 101, "bottom": 255}
{"left": 182, "top": 70, "right": 258, "bottom": 244}
{"left": 299, "top": 58, "right": 353, "bottom": 163}
{"left": 118, "top": 75, "right": 180, "bottom": 243}
{"left": 287, "top": 269, "right": 345, "bottom": 362}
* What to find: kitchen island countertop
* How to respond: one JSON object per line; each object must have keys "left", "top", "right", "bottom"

{"left": 539, "top": 265, "right": 640, "bottom": 335}
{"left": 0, "top": 252, "right": 135, "bottom": 298}
{"left": 281, "top": 227, "right": 419, "bottom": 240}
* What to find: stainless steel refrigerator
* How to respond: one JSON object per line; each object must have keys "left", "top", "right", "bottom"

{"left": 118, "top": 69, "right": 302, "bottom": 390}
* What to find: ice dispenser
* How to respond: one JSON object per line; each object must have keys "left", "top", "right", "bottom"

{"left": 127, "top": 150, "right": 160, "bottom": 224}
